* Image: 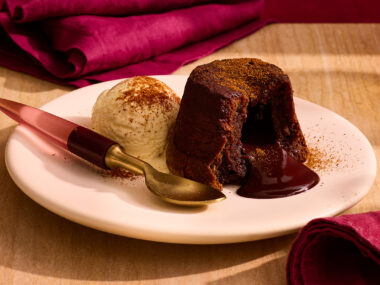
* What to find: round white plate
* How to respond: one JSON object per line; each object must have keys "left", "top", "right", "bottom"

{"left": 5, "top": 75, "right": 377, "bottom": 244}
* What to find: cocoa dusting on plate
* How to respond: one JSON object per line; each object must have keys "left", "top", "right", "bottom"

{"left": 305, "top": 134, "right": 349, "bottom": 174}
{"left": 102, "top": 168, "right": 139, "bottom": 181}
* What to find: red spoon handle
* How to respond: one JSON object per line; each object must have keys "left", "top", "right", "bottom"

{"left": 67, "top": 126, "right": 116, "bottom": 169}
{"left": 0, "top": 98, "right": 116, "bottom": 169}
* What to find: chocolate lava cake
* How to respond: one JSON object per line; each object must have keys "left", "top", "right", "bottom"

{"left": 166, "top": 58, "right": 308, "bottom": 191}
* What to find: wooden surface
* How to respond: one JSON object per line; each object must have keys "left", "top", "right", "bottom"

{"left": 0, "top": 24, "right": 379, "bottom": 284}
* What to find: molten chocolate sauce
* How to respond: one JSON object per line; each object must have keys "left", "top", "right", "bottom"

{"left": 237, "top": 143, "right": 320, "bottom": 199}
{"left": 237, "top": 102, "right": 319, "bottom": 199}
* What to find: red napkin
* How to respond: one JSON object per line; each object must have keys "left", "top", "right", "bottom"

{"left": 0, "top": 0, "right": 267, "bottom": 86}
{"left": 264, "top": 0, "right": 380, "bottom": 23}
{"left": 0, "top": 0, "right": 380, "bottom": 87}
{"left": 287, "top": 212, "right": 380, "bottom": 284}
{"left": 4, "top": 0, "right": 212, "bottom": 22}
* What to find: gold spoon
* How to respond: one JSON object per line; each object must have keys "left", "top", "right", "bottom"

{"left": 105, "top": 144, "right": 225, "bottom": 206}
{"left": 0, "top": 98, "right": 226, "bottom": 206}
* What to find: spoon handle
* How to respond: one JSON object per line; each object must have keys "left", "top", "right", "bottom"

{"left": 69, "top": 128, "right": 147, "bottom": 175}
{"left": 104, "top": 144, "right": 145, "bottom": 175}
{"left": 67, "top": 126, "right": 116, "bottom": 169}
{"left": 0, "top": 98, "right": 115, "bottom": 169}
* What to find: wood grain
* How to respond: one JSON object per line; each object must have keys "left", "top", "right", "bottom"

{"left": 0, "top": 24, "right": 379, "bottom": 284}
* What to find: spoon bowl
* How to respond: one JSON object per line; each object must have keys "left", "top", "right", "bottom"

{"left": 105, "top": 144, "right": 226, "bottom": 206}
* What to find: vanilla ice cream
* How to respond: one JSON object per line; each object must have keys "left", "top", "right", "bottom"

{"left": 91, "top": 76, "right": 180, "bottom": 172}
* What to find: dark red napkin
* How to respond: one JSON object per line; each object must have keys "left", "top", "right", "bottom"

{"left": 264, "top": 0, "right": 380, "bottom": 23}
{"left": 0, "top": 0, "right": 380, "bottom": 87}
{"left": 4, "top": 0, "right": 212, "bottom": 22}
{"left": 0, "top": 0, "right": 267, "bottom": 86}
{"left": 287, "top": 212, "right": 380, "bottom": 284}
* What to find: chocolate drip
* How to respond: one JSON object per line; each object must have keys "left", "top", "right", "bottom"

{"left": 237, "top": 143, "right": 319, "bottom": 199}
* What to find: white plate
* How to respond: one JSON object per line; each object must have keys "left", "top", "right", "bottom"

{"left": 5, "top": 75, "right": 377, "bottom": 244}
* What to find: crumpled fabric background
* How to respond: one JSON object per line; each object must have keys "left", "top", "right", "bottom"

{"left": 1, "top": 0, "right": 379, "bottom": 87}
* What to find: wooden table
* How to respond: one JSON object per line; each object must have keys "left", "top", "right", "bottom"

{"left": 0, "top": 24, "right": 379, "bottom": 285}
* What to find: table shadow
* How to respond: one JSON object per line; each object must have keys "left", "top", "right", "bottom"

{"left": 1, "top": 66, "right": 74, "bottom": 93}
{"left": 208, "top": 256, "right": 288, "bottom": 285}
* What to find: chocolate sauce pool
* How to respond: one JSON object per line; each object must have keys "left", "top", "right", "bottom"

{"left": 237, "top": 143, "right": 319, "bottom": 199}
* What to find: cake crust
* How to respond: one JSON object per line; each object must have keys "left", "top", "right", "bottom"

{"left": 166, "top": 58, "right": 308, "bottom": 190}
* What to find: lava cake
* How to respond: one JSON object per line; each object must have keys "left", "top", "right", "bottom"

{"left": 166, "top": 58, "right": 308, "bottom": 191}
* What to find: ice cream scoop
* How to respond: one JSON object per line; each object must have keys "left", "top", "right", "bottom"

{"left": 92, "top": 76, "right": 180, "bottom": 171}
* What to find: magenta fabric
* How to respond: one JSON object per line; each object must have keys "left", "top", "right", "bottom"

{"left": 264, "top": 0, "right": 380, "bottom": 23}
{"left": 0, "top": 0, "right": 267, "bottom": 86}
{"left": 287, "top": 212, "right": 380, "bottom": 285}
{"left": 0, "top": 0, "right": 380, "bottom": 87}
{"left": 5, "top": 0, "right": 212, "bottom": 22}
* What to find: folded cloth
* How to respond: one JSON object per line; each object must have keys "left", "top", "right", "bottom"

{"left": 0, "top": 0, "right": 266, "bottom": 86}
{"left": 287, "top": 212, "right": 380, "bottom": 285}
{"left": 1, "top": 0, "right": 380, "bottom": 87}
{"left": 5, "top": 0, "right": 212, "bottom": 22}
{"left": 264, "top": 0, "right": 380, "bottom": 23}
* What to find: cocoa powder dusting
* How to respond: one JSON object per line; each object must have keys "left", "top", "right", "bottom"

{"left": 102, "top": 168, "right": 140, "bottom": 180}
{"left": 192, "top": 58, "right": 284, "bottom": 101}
{"left": 116, "top": 76, "right": 180, "bottom": 112}
{"left": 305, "top": 134, "right": 348, "bottom": 173}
